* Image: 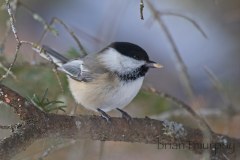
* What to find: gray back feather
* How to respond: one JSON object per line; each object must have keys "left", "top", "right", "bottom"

{"left": 59, "top": 53, "right": 108, "bottom": 82}
{"left": 40, "top": 45, "right": 109, "bottom": 82}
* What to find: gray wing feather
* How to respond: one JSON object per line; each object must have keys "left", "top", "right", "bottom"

{"left": 59, "top": 59, "right": 94, "bottom": 82}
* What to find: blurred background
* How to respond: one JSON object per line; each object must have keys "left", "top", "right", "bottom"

{"left": 0, "top": 0, "right": 239, "bottom": 159}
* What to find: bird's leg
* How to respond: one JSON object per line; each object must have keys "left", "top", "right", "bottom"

{"left": 116, "top": 108, "right": 132, "bottom": 122}
{"left": 97, "top": 108, "right": 111, "bottom": 122}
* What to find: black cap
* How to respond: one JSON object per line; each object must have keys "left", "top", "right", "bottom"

{"left": 109, "top": 42, "right": 149, "bottom": 61}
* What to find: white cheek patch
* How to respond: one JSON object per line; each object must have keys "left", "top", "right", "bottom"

{"left": 98, "top": 48, "right": 145, "bottom": 73}
{"left": 119, "top": 56, "right": 145, "bottom": 72}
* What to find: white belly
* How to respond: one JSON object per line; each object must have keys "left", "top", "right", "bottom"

{"left": 68, "top": 76, "right": 144, "bottom": 112}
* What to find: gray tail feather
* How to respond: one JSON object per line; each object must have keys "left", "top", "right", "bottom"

{"left": 40, "top": 45, "right": 69, "bottom": 66}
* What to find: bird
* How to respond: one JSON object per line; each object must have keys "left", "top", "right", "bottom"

{"left": 34, "top": 42, "right": 163, "bottom": 121}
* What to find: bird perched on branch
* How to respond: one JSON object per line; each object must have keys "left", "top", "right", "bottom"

{"left": 34, "top": 42, "right": 162, "bottom": 121}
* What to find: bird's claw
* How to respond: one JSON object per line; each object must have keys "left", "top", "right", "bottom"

{"left": 97, "top": 108, "right": 111, "bottom": 123}
{"left": 116, "top": 108, "right": 132, "bottom": 123}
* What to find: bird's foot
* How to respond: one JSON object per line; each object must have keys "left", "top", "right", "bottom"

{"left": 97, "top": 108, "right": 111, "bottom": 123}
{"left": 116, "top": 108, "right": 132, "bottom": 123}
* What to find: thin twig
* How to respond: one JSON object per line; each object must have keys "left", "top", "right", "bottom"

{"left": 37, "top": 18, "right": 59, "bottom": 49}
{"left": 143, "top": 86, "right": 212, "bottom": 132}
{"left": 160, "top": 11, "right": 207, "bottom": 39}
{"left": 52, "top": 67, "right": 64, "bottom": 93}
{"left": 0, "top": 0, "right": 21, "bottom": 81}
{"left": 0, "top": 42, "right": 21, "bottom": 81}
{"left": 17, "top": 1, "right": 57, "bottom": 37}
{"left": 17, "top": 1, "right": 58, "bottom": 64}
{"left": 6, "top": 0, "right": 19, "bottom": 43}
{"left": 13, "top": 2, "right": 88, "bottom": 94}
{"left": 31, "top": 44, "right": 65, "bottom": 92}
{"left": 140, "top": 0, "right": 144, "bottom": 20}
{"left": 204, "top": 66, "right": 236, "bottom": 114}
{"left": 150, "top": 108, "right": 224, "bottom": 120}
{"left": 20, "top": 11, "right": 87, "bottom": 90}
{"left": 17, "top": 2, "right": 87, "bottom": 60}
{"left": 0, "top": 40, "right": 38, "bottom": 81}
{"left": 36, "top": 17, "right": 87, "bottom": 57}
{"left": 0, "top": 0, "right": 20, "bottom": 81}
{"left": 146, "top": 1, "right": 195, "bottom": 98}
{"left": 144, "top": 5, "right": 212, "bottom": 155}
{"left": 0, "top": 62, "right": 16, "bottom": 80}
{"left": 51, "top": 17, "right": 87, "bottom": 57}
{"left": 142, "top": 85, "right": 212, "bottom": 159}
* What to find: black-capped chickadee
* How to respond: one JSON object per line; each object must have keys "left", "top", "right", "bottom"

{"left": 35, "top": 42, "right": 162, "bottom": 121}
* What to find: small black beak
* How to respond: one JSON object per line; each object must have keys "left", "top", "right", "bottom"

{"left": 145, "top": 60, "right": 163, "bottom": 69}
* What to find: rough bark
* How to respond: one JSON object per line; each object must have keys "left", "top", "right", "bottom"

{"left": 0, "top": 84, "right": 239, "bottom": 160}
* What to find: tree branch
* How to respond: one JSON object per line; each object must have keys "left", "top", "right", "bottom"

{"left": 0, "top": 84, "right": 239, "bottom": 160}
